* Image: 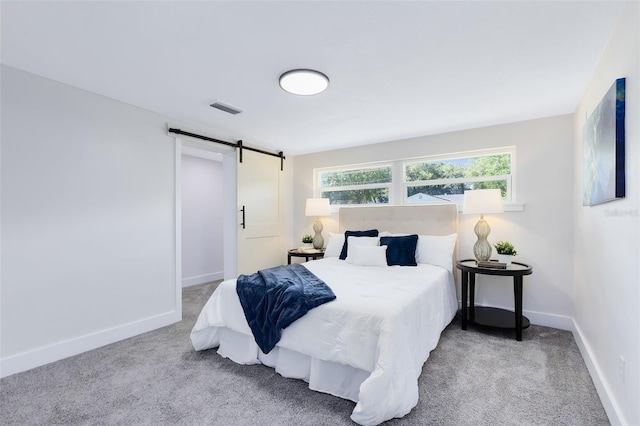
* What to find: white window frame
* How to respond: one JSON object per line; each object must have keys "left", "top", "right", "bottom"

{"left": 313, "top": 147, "right": 522, "bottom": 213}
{"left": 402, "top": 147, "right": 516, "bottom": 204}
{"left": 314, "top": 162, "right": 393, "bottom": 211}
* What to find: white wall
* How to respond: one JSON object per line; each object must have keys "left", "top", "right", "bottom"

{"left": 293, "top": 115, "right": 575, "bottom": 329}
{"left": 573, "top": 2, "right": 639, "bottom": 425}
{"left": 222, "top": 150, "right": 238, "bottom": 280}
{"left": 181, "top": 154, "right": 224, "bottom": 286}
{"left": 0, "top": 66, "right": 179, "bottom": 377}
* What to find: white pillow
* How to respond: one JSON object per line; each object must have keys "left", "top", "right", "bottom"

{"left": 379, "top": 231, "right": 408, "bottom": 237}
{"left": 345, "top": 236, "right": 380, "bottom": 262}
{"left": 416, "top": 233, "right": 457, "bottom": 272}
{"left": 346, "top": 245, "right": 388, "bottom": 267}
{"left": 324, "top": 232, "right": 345, "bottom": 258}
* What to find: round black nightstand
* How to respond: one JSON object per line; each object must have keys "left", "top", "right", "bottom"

{"left": 287, "top": 249, "right": 325, "bottom": 264}
{"left": 456, "top": 259, "right": 533, "bottom": 341}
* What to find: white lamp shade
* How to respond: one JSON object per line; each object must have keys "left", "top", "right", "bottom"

{"left": 305, "top": 198, "right": 330, "bottom": 217}
{"left": 462, "top": 189, "right": 504, "bottom": 215}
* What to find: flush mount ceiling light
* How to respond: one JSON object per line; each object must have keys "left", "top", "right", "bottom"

{"left": 279, "top": 69, "right": 329, "bottom": 96}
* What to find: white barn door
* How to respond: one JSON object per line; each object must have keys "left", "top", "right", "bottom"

{"left": 236, "top": 149, "right": 283, "bottom": 275}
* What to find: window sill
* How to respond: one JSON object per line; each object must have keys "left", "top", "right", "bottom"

{"left": 328, "top": 202, "right": 525, "bottom": 215}
{"left": 457, "top": 202, "right": 525, "bottom": 213}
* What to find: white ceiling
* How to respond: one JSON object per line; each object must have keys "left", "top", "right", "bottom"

{"left": 1, "top": 1, "right": 626, "bottom": 155}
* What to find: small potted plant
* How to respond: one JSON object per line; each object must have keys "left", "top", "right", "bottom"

{"left": 301, "top": 234, "right": 314, "bottom": 249}
{"left": 494, "top": 241, "right": 517, "bottom": 265}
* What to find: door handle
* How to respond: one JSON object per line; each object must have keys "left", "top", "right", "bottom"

{"left": 240, "top": 206, "right": 246, "bottom": 229}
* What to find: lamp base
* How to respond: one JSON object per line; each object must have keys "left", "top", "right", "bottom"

{"left": 312, "top": 218, "right": 324, "bottom": 249}
{"left": 473, "top": 215, "right": 492, "bottom": 261}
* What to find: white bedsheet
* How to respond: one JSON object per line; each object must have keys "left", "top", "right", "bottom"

{"left": 191, "top": 258, "right": 458, "bottom": 425}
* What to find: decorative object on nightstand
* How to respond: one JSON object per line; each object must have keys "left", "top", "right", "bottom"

{"left": 301, "top": 234, "right": 314, "bottom": 250}
{"left": 476, "top": 260, "right": 507, "bottom": 269}
{"left": 305, "top": 198, "right": 331, "bottom": 249}
{"left": 494, "top": 240, "right": 517, "bottom": 266}
{"left": 463, "top": 189, "right": 504, "bottom": 261}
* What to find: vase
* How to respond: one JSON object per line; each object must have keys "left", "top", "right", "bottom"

{"left": 498, "top": 254, "right": 513, "bottom": 266}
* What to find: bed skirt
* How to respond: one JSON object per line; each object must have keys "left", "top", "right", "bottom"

{"left": 212, "top": 326, "right": 370, "bottom": 403}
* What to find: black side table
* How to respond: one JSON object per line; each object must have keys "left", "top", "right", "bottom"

{"left": 456, "top": 259, "right": 533, "bottom": 341}
{"left": 287, "top": 249, "right": 325, "bottom": 264}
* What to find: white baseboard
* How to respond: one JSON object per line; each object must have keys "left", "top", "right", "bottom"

{"left": 522, "top": 308, "right": 573, "bottom": 331}
{"left": 182, "top": 271, "right": 223, "bottom": 288}
{"left": 0, "top": 310, "right": 181, "bottom": 379}
{"left": 572, "top": 320, "right": 625, "bottom": 426}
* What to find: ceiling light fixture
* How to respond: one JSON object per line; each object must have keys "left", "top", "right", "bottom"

{"left": 279, "top": 69, "right": 329, "bottom": 96}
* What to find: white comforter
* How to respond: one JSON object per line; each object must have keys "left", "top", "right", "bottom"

{"left": 191, "top": 258, "right": 458, "bottom": 425}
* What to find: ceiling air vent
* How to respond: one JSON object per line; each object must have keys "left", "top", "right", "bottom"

{"left": 210, "top": 100, "right": 242, "bottom": 115}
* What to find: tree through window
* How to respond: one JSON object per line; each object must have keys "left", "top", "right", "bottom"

{"left": 314, "top": 148, "right": 515, "bottom": 207}
{"left": 404, "top": 152, "right": 512, "bottom": 204}
{"left": 319, "top": 165, "right": 392, "bottom": 205}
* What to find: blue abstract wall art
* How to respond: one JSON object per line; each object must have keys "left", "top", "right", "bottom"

{"left": 583, "top": 78, "right": 626, "bottom": 206}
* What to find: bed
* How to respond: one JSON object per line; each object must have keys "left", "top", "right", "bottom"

{"left": 191, "top": 204, "right": 459, "bottom": 425}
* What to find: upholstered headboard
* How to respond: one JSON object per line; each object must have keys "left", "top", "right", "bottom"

{"left": 339, "top": 204, "right": 459, "bottom": 283}
{"left": 339, "top": 204, "right": 458, "bottom": 237}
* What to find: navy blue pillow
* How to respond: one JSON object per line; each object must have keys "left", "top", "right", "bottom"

{"left": 339, "top": 229, "right": 379, "bottom": 260}
{"left": 380, "top": 235, "right": 419, "bottom": 266}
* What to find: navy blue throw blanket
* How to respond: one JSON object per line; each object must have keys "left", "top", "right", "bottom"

{"left": 236, "top": 263, "right": 336, "bottom": 354}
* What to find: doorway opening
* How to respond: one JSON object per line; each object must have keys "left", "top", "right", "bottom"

{"left": 174, "top": 137, "right": 237, "bottom": 318}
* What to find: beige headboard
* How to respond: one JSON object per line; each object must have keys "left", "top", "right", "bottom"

{"left": 339, "top": 204, "right": 458, "bottom": 237}
{"left": 339, "top": 204, "right": 459, "bottom": 283}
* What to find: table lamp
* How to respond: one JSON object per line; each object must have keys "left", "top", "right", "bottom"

{"left": 462, "top": 189, "right": 504, "bottom": 261}
{"left": 305, "top": 198, "right": 331, "bottom": 249}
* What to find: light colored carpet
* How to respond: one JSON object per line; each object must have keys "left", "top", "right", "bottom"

{"left": 0, "top": 281, "right": 609, "bottom": 425}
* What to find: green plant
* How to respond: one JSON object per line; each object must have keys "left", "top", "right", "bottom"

{"left": 302, "top": 234, "right": 313, "bottom": 244}
{"left": 494, "top": 240, "right": 517, "bottom": 256}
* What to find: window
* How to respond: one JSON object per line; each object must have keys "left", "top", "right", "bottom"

{"left": 317, "top": 164, "right": 392, "bottom": 206}
{"left": 314, "top": 147, "right": 515, "bottom": 208}
{"left": 403, "top": 149, "right": 514, "bottom": 204}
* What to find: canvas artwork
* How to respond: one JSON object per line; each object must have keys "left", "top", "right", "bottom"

{"left": 582, "top": 78, "right": 626, "bottom": 206}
